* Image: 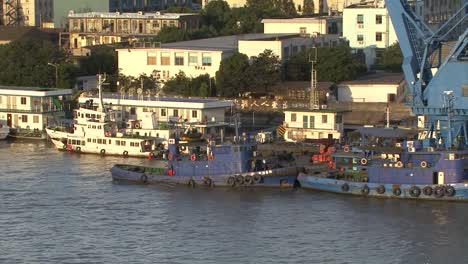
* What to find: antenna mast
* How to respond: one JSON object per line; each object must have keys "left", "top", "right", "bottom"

{"left": 309, "top": 47, "right": 319, "bottom": 109}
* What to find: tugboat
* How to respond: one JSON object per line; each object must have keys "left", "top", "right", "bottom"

{"left": 111, "top": 115, "right": 301, "bottom": 188}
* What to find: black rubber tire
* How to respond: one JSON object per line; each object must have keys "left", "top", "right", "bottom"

{"left": 100, "top": 149, "right": 106, "bottom": 156}
{"left": 409, "top": 186, "right": 421, "bottom": 197}
{"left": 244, "top": 175, "right": 254, "bottom": 185}
{"left": 393, "top": 188, "right": 402, "bottom": 196}
{"left": 76, "top": 147, "right": 81, "bottom": 153}
{"left": 227, "top": 176, "right": 236, "bottom": 187}
{"left": 433, "top": 186, "right": 445, "bottom": 198}
{"left": 361, "top": 185, "right": 370, "bottom": 195}
{"left": 123, "top": 151, "right": 129, "bottom": 157}
{"left": 376, "top": 185, "right": 385, "bottom": 194}
{"left": 140, "top": 174, "right": 148, "bottom": 183}
{"left": 445, "top": 186, "right": 456, "bottom": 197}
{"left": 235, "top": 175, "right": 244, "bottom": 185}
{"left": 188, "top": 179, "right": 196, "bottom": 188}
{"left": 204, "top": 177, "right": 213, "bottom": 187}
{"left": 341, "top": 183, "right": 350, "bottom": 192}
{"left": 423, "top": 186, "right": 433, "bottom": 196}
{"left": 253, "top": 175, "right": 262, "bottom": 184}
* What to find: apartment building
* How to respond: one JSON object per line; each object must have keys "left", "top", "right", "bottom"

{"left": 1, "top": 0, "right": 53, "bottom": 26}
{"left": 262, "top": 16, "right": 342, "bottom": 36}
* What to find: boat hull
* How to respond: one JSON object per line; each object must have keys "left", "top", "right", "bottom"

{"left": 298, "top": 173, "right": 468, "bottom": 201}
{"left": 111, "top": 164, "right": 300, "bottom": 188}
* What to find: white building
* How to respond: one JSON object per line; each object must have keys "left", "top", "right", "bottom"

{"left": 282, "top": 108, "right": 345, "bottom": 142}
{"left": 262, "top": 16, "right": 342, "bottom": 36}
{"left": 342, "top": 1, "right": 398, "bottom": 67}
{"left": 117, "top": 33, "right": 315, "bottom": 82}
{"left": 336, "top": 73, "right": 404, "bottom": 103}
{"left": 0, "top": 86, "right": 73, "bottom": 131}
{"left": 2, "top": 0, "right": 53, "bottom": 27}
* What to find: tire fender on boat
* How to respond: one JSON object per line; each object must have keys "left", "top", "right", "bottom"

{"left": 123, "top": 151, "right": 129, "bottom": 157}
{"left": 76, "top": 147, "right": 81, "bottom": 153}
{"left": 409, "top": 186, "right": 421, "bottom": 197}
{"left": 393, "top": 187, "right": 402, "bottom": 196}
{"left": 203, "top": 177, "right": 213, "bottom": 187}
{"left": 244, "top": 175, "right": 254, "bottom": 185}
{"left": 235, "top": 175, "right": 244, "bottom": 185}
{"left": 361, "top": 185, "right": 370, "bottom": 195}
{"left": 100, "top": 149, "right": 106, "bottom": 155}
{"left": 376, "top": 185, "right": 385, "bottom": 194}
{"left": 188, "top": 179, "right": 196, "bottom": 188}
{"left": 434, "top": 186, "right": 445, "bottom": 198}
{"left": 445, "top": 186, "right": 456, "bottom": 197}
{"left": 140, "top": 174, "right": 148, "bottom": 183}
{"left": 227, "top": 176, "right": 236, "bottom": 187}
{"left": 423, "top": 186, "right": 433, "bottom": 196}
{"left": 341, "top": 183, "right": 350, "bottom": 192}
{"left": 253, "top": 175, "right": 262, "bottom": 184}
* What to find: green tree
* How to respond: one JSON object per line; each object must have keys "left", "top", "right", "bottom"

{"left": 303, "top": 0, "right": 315, "bottom": 14}
{"left": 202, "top": 1, "right": 233, "bottom": 34}
{"left": 248, "top": 49, "right": 282, "bottom": 94}
{"left": 79, "top": 46, "right": 117, "bottom": 76}
{"left": 163, "top": 71, "right": 192, "bottom": 96}
{"left": 376, "top": 42, "right": 403, "bottom": 72}
{"left": 215, "top": 52, "right": 250, "bottom": 97}
{"left": 0, "top": 38, "right": 77, "bottom": 88}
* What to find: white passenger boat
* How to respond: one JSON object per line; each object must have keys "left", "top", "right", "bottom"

{"left": 0, "top": 124, "right": 10, "bottom": 139}
{"left": 46, "top": 75, "right": 165, "bottom": 157}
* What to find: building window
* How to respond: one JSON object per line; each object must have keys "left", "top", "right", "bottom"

{"left": 299, "top": 27, "right": 306, "bottom": 34}
{"left": 202, "top": 53, "right": 212, "bottom": 66}
{"left": 161, "top": 108, "right": 166, "bottom": 116}
{"left": 192, "top": 110, "right": 198, "bottom": 118}
{"left": 130, "top": 107, "right": 136, "bottom": 115}
{"left": 357, "top": 35, "right": 364, "bottom": 42}
{"left": 33, "top": 115, "right": 39, "bottom": 123}
{"left": 22, "top": 115, "right": 28, "bottom": 122}
{"left": 160, "top": 52, "right": 170, "bottom": 65}
{"left": 302, "top": 115, "right": 308, "bottom": 128}
{"left": 291, "top": 113, "right": 296, "bottom": 122}
{"left": 322, "top": 115, "right": 328, "bottom": 123}
{"left": 147, "top": 52, "right": 157, "bottom": 65}
{"left": 189, "top": 53, "right": 198, "bottom": 66}
{"left": 173, "top": 109, "right": 178, "bottom": 117}
{"left": 357, "top": 14, "right": 364, "bottom": 24}
{"left": 376, "top": 32, "right": 383, "bottom": 42}
{"left": 309, "top": 116, "right": 315, "bottom": 128}
{"left": 175, "top": 52, "right": 184, "bottom": 66}
{"left": 376, "top": 15, "right": 383, "bottom": 24}
{"left": 20, "top": 97, "right": 27, "bottom": 105}
{"left": 152, "top": 20, "right": 160, "bottom": 28}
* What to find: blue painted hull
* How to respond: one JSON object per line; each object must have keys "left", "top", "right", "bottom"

{"left": 111, "top": 164, "right": 299, "bottom": 188}
{"left": 298, "top": 173, "right": 468, "bottom": 201}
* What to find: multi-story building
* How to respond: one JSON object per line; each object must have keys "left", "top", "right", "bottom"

{"left": 262, "top": 16, "right": 342, "bottom": 36}
{"left": 67, "top": 11, "right": 200, "bottom": 55}
{"left": 0, "top": 86, "right": 73, "bottom": 138}
{"left": 342, "top": 1, "right": 397, "bottom": 68}
{"left": 117, "top": 33, "right": 323, "bottom": 82}
{"left": 409, "top": 0, "right": 466, "bottom": 26}
{"left": 1, "top": 0, "right": 53, "bottom": 26}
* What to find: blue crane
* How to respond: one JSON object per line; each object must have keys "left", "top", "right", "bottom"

{"left": 385, "top": 0, "right": 468, "bottom": 149}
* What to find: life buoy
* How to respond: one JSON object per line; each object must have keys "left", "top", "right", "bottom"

{"left": 76, "top": 147, "right": 81, "bottom": 153}
{"left": 434, "top": 186, "right": 445, "bottom": 198}
{"left": 140, "top": 174, "right": 148, "bottom": 183}
{"left": 180, "top": 146, "right": 187, "bottom": 152}
{"left": 227, "top": 176, "right": 236, "bottom": 187}
{"left": 235, "top": 175, "right": 244, "bottom": 185}
{"left": 361, "top": 185, "right": 370, "bottom": 195}
{"left": 190, "top": 154, "right": 196, "bottom": 161}
{"left": 445, "top": 186, "right": 456, "bottom": 197}
{"left": 376, "top": 185, "right": 385, "bottom": 194}
{"left": 188, "top": 179, "right": 196, "bottom": 188}
{"left": 393, "top": 187, "right": 402, "bottom": 196}
{"left": 341, "top": 183, "right": 350, "bottom": 192}
{"left": 167, "top": 169, "right": 174, "bottom": 176}
{"left": 420, "top": 161, "right": 428, "bottom": 168}
{"left": 343, "top": 145, "right": 350, "bottom": 152}
{"left": 253, "top": 175, "right": 263, "bottom": 184}
{"left": 395, "top": 161, "right": 403, "bottom": 168}
{"left": 423, "top": 186, "right": 433, "bottom": 196}
{"left": 208, "top": 153, "right": 214, "bottom": 161}
{"left": 244, "top": 175, "right": 254, "bottom": 185}
{"left": 123, "top": 151, "right": 129, "bottom": 157}
{"left": 409, "top": 186, "right": 421, "bottom": 197}
{"left": 100, "top": 149, "right": 106, "bottom": 155}
{"left": 360, "top": 158, "right": 368, "bottom": 165}
{"left": 134, "top": 123, "right": 141, "bottom": 129}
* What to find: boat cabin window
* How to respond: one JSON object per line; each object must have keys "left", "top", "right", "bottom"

{"left": 98, "top": 126, "right": 102, "bottom": 129}
{"left": 92, "top": 125, "right": 96, "bottom": 129}
{"left": 97, "top": 115, "right": 101, "bottom": 119}
{"left": 93, "top": 139, "right": 96, "bottom": 143}
{"left": 108, "top": 140, "right": 111, "bottom": 144}
{"left": 91, "top": 114, "right": 96, "bottom": 119}
{"left": 86, "top": 114, "right": 90, "bottom": 118}
{"left": 81, "top": 114, "right": 84, "bottom": 118}
{"left": 130, "top": 142, "right": 140, "bottom": 147}
{"left": 87, "top": 138, "right": 91, "bottom": 143}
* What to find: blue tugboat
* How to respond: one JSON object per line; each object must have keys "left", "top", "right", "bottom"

{"left": 299, "top": 0, "right": 468, "bottom": 201}
{"left": 111, "top": 114, "right": 301, "bottom": 188}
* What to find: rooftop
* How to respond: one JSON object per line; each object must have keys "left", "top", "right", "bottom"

{"left": 262, "top": 16, "right": 341, "bottom": 23}
{"left": 68, "top": 11, "right": 198, "bottom": 19}
{"left": 0, "top": 86, "right": 73, "bottom": 96}
{"left": 339, "top": 72, "right": 404, "bottom": 85}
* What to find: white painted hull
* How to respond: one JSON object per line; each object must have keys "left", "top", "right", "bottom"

{"left": 0, "top": 126, "right": 10, "bottom": 140}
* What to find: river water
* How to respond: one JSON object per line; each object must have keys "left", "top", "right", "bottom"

{"left": 0, "top": 140, "right": 467, "bottom": 264}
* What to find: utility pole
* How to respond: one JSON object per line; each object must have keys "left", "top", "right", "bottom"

{"left": 47, "top": 63, "right": 58, "bottom": 87}
{"left": 309, "top": 47, "right": 318, "bottom": 109}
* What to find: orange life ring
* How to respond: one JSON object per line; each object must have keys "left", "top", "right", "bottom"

{"left": 168, "top": 153, "right": 173, "bottom": 160}
{"left": 190, "top": 154, "right": 196, "bottom": 161}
